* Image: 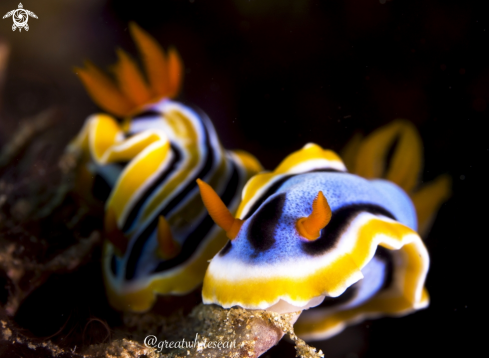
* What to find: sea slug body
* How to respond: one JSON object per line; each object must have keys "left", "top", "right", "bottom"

{"left": 198, "top": 120, "right": 450, "bottom": 340}
{"left": 68, "top": 23, "right": 262, "bottom": 312}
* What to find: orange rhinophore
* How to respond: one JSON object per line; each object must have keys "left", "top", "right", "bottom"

{"left": 104, "top": 208, "right": 128, "bottom": 254}
{"left": 296, "top": 191, "right": 332, "bottom": 241}
{"left": 157, "top": 216, "right": 180, "bottom": 260}
{"left": 196, "top": 179, "right": 244, "bottom": 240}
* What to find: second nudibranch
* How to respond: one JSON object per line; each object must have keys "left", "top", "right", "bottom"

{"left": 198, "top": 120, "right": 450, "bottom": 341}
{"left": 68, "top": 23, "right": 262, "bottom": 312}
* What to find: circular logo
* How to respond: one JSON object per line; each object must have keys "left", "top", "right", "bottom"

{"left": 12, "top": 9, "right": 28, "bottom": 28}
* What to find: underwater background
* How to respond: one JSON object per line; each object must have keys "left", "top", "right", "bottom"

{"left": 0, "top": 0, "right": 482, "bottom": 357}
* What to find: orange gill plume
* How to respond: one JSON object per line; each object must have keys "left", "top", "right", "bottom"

{"left": 74, "top": 22, "right": 183, "bottom": 117}
{"left": 296, "top": 191, "right": 332, "bottom": 241}
{"left": 104, "top": 208, "right": 128, "bottom": 255}
{"left": 157, "top": 216, "right": 180, "bottom": 260}
{"left": 196, "top": 179, "right": 243, "bottom": 240}
{"left": 342, "top": 119, "right": 451, "bottom": 236}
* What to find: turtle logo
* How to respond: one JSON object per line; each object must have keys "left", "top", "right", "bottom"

{"left": 3, "top": 3, "right": 38, "bottom": 32}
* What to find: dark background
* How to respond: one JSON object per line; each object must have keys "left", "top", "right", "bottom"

{"left": 0, "top": 0, "right": 483, "bottom": 357}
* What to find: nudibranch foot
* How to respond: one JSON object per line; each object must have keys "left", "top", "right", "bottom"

{"left": 265, "top": 296, "right": 326, "bottom": 315}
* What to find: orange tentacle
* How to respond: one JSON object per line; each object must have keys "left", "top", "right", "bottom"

{"left": 196, "top": 179, "right": 243, "bottom": 240}
{"left": 296, "top": 191, "right": 332, "bottom": 241}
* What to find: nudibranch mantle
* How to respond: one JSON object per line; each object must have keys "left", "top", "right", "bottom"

{"left": 202, "top": 143, "right": 429, "bottom": 326}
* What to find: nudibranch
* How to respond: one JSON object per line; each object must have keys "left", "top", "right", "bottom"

{"left": 198, "top": 120, "right": 450, "bottom": 341}
{"left": 67, "top": 23, "right": 262, "bottom": 312}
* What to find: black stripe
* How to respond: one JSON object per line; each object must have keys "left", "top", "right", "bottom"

{"left": 376, "top": 246, "right": 394, "bottom": 290}
{"left": 103, "top": 108, "right": 161, "bottom": 124}
{"left": 132, "top": 110, "right": 163, "bottom": 121}
{"left": 301, "top": 204, "right": 397, "bottom": 256}
{"left": 242, "top": 169, "right": 344, "bottom": 220}
{"left": 246, "top": 193, "right": 286, "bottom": 253}
{"left": 122, "top": 144, "right": 182, "bottom": 232}
{"left": 218, "top": 240, "right": 232, "bottom": 256}
{"left": 124, "top": 120, "right": 218, "bottom": 279}
{"left": 110, "top": 254, "right": 118, "bottom": 276}
{"left": 151, "top": 162, "right": 241, "bottom": 273}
